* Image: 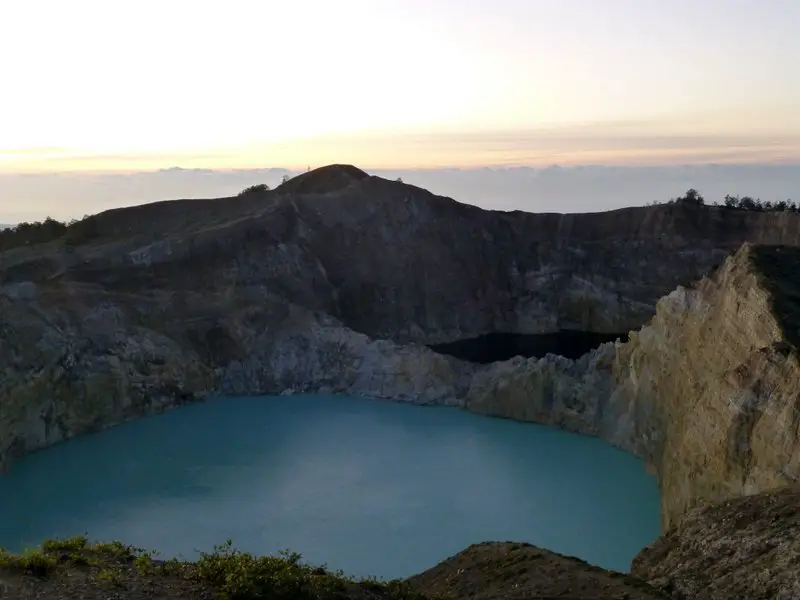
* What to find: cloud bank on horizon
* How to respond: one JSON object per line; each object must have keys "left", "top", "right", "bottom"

{"left": 1, "top": 164, "right": 799, "bottom": 223}
{"left": 4, "top": 125, "right": 799, "bottom": 174}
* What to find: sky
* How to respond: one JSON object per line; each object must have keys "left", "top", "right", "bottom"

{"left": 1, "top": 0, "right": 799, "bottom": 220}
{"left": 2, "top": 0, "right": 799, "bottom": 171}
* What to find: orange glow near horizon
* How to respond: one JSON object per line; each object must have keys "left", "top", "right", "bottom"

{"left": 2, "top": 129, "right": 799, "bottom": 174}
{"left": 1, "top": 1, "right": 799, "bottom": 174}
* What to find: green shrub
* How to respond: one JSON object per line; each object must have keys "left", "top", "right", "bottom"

{"left": 0, "top": 547, "right": 59, "bottom": 576}
{"left": 194, "top": 541, "right": 347, "bottom": 600}
{"left": 238, "top": 184, "right": 270, "bottom": 197}
{"left": 647, "top": 189, "right": 798, "bottom": 212}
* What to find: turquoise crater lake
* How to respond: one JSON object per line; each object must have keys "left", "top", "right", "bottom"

{"left": 0, "top": 395, "right": 659, "bottom": 578}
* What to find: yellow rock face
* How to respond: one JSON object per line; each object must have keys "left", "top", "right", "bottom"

{"left": 613, "top": 244, "right": 800, "bottom": 528}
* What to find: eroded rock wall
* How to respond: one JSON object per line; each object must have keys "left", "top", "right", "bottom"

{"left": 0, "top": 282, "right": 473, "bottom": 472}
{"left": 463, "top": 344, "right": 626, "bottom": 442}
{"left": 611, "top": 244, "right": 800, "bottom": 528}
{"left": 0, "top": 286, "right": 213, "bottom": 471}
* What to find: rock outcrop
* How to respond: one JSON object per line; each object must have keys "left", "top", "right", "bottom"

{"left": 0, "top": 285, "right": 213, "bottom": 465}
{"left": 632, "top": 486, "right": 800, "bottom": 599}
{"left": 612, "top": 244, "right": 800, "bottom": 528}
{"left": 408, "top": 541, "right": 669, "bottom": 599}
{"left": 464, "top": 343, "right": 620, "bottom": 438}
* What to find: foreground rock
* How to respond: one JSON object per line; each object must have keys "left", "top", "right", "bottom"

{"left": 408, "top": 542, "right": 668, "bottom": 599}
{"left": 632, "top": 487, "right": 800, "bottom": 599}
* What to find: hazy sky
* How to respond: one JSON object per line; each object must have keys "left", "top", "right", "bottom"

{"left": 2, "top": 165, "right": 799, "bottom": 223}
{"left": 2, "top": 0, "right": 799, "bottom": 172}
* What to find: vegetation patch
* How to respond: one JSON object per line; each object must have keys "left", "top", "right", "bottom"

{"left": 0, "top": 214, "right": 102, "bottom": 252}
{"left": 0, "top": 217, "right": 68, "bottom": 252}
{"left": 0, "top": 546, "right": 60, "bottom": 577}
{"left": 647, "top": 188, "right": 799, "bottom": 212}
{"left": 237, "top": 183, "right": 271, "bottom": 197}
{"left": 0, "top": 536, "right": 431, "bottom": 600}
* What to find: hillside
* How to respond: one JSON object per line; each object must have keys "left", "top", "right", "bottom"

{"left": 5, "top": 165, "right": 800, "bottom": 347}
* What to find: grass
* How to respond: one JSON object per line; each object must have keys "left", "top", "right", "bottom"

{"left": 0, "top": 547, "right": 60, "bottom": 576}
{"left": 0, "top": 536, "right": 132, "bottom": 576}
{"left": 0, "top": 536, "right": 430, "bottom": 600}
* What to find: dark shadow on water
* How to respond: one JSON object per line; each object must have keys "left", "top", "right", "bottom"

{"left": 428, "top": 330, "right": 629, "bottom": 363}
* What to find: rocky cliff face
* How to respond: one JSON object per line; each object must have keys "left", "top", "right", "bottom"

{"left": 612, "top": 244, "right": 800, "bottom": 528}
{"left": 0, "top": 284, "right": 213, "bottom": 467}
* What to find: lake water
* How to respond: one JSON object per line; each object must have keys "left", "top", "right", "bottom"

{"left": 0, "top": 395, "right": 660, "bottom": 578}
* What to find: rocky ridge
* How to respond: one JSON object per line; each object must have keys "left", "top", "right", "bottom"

{"left": 3, "top": 165, "right": 800, "bottom": 597}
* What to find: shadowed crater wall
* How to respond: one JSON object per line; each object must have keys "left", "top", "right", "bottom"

{"left": 428, "top": 330, "right": 628, "bottom": 363}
